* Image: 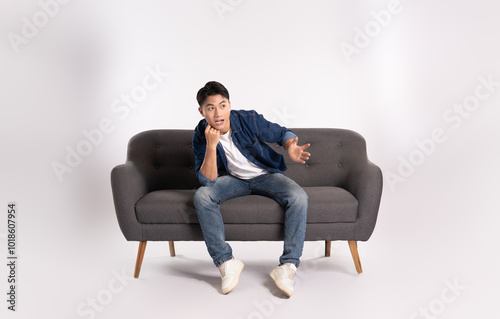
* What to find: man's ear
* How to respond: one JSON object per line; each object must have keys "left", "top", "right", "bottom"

{"left": 198, "top": 107, "right": 204, "bottom": 117}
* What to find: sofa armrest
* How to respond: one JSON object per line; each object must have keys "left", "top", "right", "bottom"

{"left": 111, "top": 162, "right": 148, "bottom": 241}
{"left": 344, "top": 160, "right": 383, "bottom": 241}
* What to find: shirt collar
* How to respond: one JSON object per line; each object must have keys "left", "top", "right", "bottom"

{"left": 229, "top": 110, "right": 241, "bottom": 133}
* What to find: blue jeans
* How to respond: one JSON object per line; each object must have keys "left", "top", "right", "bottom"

{"left": 193, "top": 173, "right": 308, "bottom": 268}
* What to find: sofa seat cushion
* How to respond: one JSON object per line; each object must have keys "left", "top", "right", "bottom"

{"left": 135, "top": 186, "right": 358, "bottom": 224}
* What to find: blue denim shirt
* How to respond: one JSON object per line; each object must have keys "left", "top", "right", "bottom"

{"left": 192, "top": 109, "right": 297, "bottom": 186}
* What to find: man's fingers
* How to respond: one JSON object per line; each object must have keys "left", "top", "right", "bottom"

{"left": 206, "top": 124, "right": 216, "bottom": 135}
{"left": 300, "top": 150, "right": 310, "bottom": 162}
{"left": 205, "top": 125, "right": 219, "bottom": 135}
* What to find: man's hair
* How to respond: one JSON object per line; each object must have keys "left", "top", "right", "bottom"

{"left": 196, "top": 81, "right": 230, "bottom": 107}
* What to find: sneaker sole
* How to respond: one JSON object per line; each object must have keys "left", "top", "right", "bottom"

{"left": 222, "top": 261, "right": 244, "bottom": 294}
{"left": 269, "top": 270, "right": 293, "bottom": 297}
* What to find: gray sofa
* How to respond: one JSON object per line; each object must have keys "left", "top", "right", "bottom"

{"left": 111, "top": 128, "right": 383, "bottom": 278}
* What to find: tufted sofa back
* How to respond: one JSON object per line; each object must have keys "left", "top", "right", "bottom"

{"left": 126, "top": 128, "right": 369, "bottom": 192}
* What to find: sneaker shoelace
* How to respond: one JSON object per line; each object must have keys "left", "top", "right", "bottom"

{"left": 282, "top": 265, "right": 296, "bottom": 281}
{"left": 220, "top": 262, "right": 229, "bottom": 277}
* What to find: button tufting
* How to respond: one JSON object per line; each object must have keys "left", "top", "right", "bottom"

{"left": 305, "top": 164, "right": 310, "bottom": 168}
{"left": 337, "top": 142, "right": 342, "bottom": 146}
{"left": 155, "top": 165, "right": 160, "bottom": 169}
{"left": 155, "top": 144, "right": 160, "bottom": 148}
{"left": 337, "top": 163, "right": 342, "bottom": 167}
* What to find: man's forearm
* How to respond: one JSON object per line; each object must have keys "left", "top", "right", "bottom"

{"left": 199, "top": 147, "right": 218, "bottom": 181}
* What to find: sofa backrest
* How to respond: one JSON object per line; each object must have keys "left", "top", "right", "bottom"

{"left": 126, "top": 128, "right": 369, "bottom": 191}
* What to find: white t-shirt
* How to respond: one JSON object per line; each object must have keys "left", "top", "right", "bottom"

{"left": 218, "top": 128, "right": 269, "bottom": 179}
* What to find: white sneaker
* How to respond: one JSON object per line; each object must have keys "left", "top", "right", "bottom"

{"left": 269, "top": 263, "right": 297, "bottom": 297}
{"left": 218, "top": 258, "right": 244, "bottom": 294}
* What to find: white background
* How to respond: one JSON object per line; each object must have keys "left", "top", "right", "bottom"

{"left": 1, "top": 0, "right": 499, "bottom": 318}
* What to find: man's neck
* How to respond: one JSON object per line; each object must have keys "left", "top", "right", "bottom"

{"left": 220, "top": 122, "right": 231, "bottom": 135}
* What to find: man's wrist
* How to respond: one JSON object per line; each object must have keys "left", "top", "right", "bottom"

{"left": 282, "top": 131, "right": 297, "bottom": 148}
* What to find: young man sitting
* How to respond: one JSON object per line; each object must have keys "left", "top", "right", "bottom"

{"left": 192, "top": 81, "right": 311, "bottom": 297}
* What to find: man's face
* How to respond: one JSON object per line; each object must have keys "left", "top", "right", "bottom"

{"left": 198, "top": 94, "right": 231, "bottom": 134}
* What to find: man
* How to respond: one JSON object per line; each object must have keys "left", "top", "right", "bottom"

{"left": 192, "top": 81, "right": 310, "bottom": 297}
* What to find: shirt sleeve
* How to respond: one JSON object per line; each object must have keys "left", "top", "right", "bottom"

{"left": 253, "top": 111, "right": 297, "bottom": 147}
{"left": 192, "top": 125, "right": 218, "bottom": 186}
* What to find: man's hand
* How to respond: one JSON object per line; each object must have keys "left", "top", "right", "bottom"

{"left": 285, "top": 137, "right": 311, "bottom": 164}
{"left": 205, "top": 124, "right": 220, "bottom": 150}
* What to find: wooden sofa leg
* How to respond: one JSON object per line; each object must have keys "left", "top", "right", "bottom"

{"left": 348, "top": 240, "right": 363, "bottom": 274}
{"left": 169, "top": 241, "right": 176, "bottom": 257}
{"left": 134, "top": 241, "right": 147, "bottom": 278}
{"left": 325, "top": 240, "right": 331, "bottom": 257}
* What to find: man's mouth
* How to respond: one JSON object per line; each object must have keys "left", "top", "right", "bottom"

{"left": 214, "top": 119, "right": 224, "bottom": 126}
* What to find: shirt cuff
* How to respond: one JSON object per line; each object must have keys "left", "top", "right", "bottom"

{"left": 197, "top": 171, "right": 218, "bottom": 186}
{"left": 282, "top": 131, "right": 297, "bottom": 148}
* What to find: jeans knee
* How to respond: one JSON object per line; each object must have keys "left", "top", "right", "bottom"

{"left": 293, "top": 188, "right": 308, "bottom": 207}
{"left": 193, "top": 187, "right": 214, "bottom": 209}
